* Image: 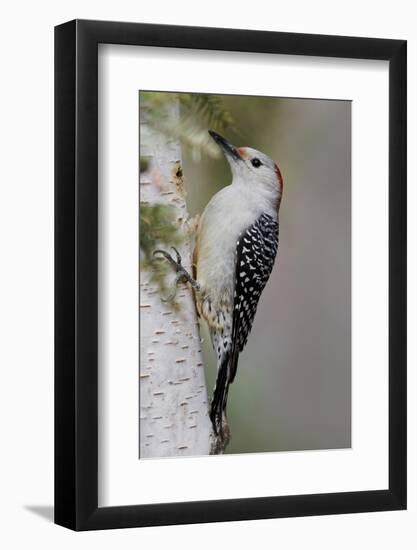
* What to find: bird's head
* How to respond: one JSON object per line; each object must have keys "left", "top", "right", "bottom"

{"left": 208, "top": 130, "right": 283, "bottom": 207}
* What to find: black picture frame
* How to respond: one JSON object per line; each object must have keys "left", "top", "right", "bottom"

{"left": 55, "top": 19, "right": 407, "bottom": 531}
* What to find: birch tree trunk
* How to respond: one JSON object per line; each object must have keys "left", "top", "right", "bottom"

{"left": 140, "top": 100, "right": 213, "bottom": 458}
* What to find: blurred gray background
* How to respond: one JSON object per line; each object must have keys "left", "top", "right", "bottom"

{"left": 183, "top": 95, "right": 351, "bottom": 454}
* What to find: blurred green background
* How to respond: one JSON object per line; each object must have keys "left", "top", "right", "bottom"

{"left": 143, "top": 91, "right": 351, "bottom": 454}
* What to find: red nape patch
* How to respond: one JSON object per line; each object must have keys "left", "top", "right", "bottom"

{"left": 274, "top": 163, "right": 284, "bottom": 191}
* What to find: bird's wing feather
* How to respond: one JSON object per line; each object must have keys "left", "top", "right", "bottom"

{"left": 229, "top": 213, "right": 279, "bottom": 383}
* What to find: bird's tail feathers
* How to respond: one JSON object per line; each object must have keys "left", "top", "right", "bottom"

{"left": 210, "top": 349, "right": 241, "bottom": 436}
{"left": 229, "top": 345, "right": 240, "bottom": 384}
{"left": 209, "top": 352, "right": 230, "bottom": 436}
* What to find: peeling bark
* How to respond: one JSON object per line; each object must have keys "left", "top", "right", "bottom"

{"left": 139, "top": 100, "right": 214, "bottom": 458}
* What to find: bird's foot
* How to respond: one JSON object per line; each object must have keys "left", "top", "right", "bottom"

{"left": 153, "top": 246, "right": 200, "bottom": 302}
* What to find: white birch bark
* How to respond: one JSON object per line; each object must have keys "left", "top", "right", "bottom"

{"left": 139, "top": 100, "right": 213, "bottom": 458}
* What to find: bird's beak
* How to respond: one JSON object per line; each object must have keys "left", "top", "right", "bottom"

{"left": 208, "top": 130, "right": 242, "bottom": 161}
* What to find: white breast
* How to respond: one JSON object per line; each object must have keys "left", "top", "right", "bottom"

{"left": 195, "top": 183, "right": 277, "bottom": 304}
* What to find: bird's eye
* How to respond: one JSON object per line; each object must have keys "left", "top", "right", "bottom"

{"left": 251, "top": 158, "right": 262, "bottom": 168}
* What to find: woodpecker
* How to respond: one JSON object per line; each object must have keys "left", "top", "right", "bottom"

{"left": 155, "top": 130, "right": 283, "bottom": 440}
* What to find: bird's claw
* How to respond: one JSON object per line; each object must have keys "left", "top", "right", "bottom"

{"left": 171, "top": 246, "right": 182, "bottom": 266}
{"left": 153, "top": 247, "right": 200, "bottom": 302}
{"left": 153, "top": 247, "right": 183, "bottom": 272}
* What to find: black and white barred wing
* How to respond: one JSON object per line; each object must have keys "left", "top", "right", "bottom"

{"left": 229, "top": 213, "right": 279, "bottom": 382}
